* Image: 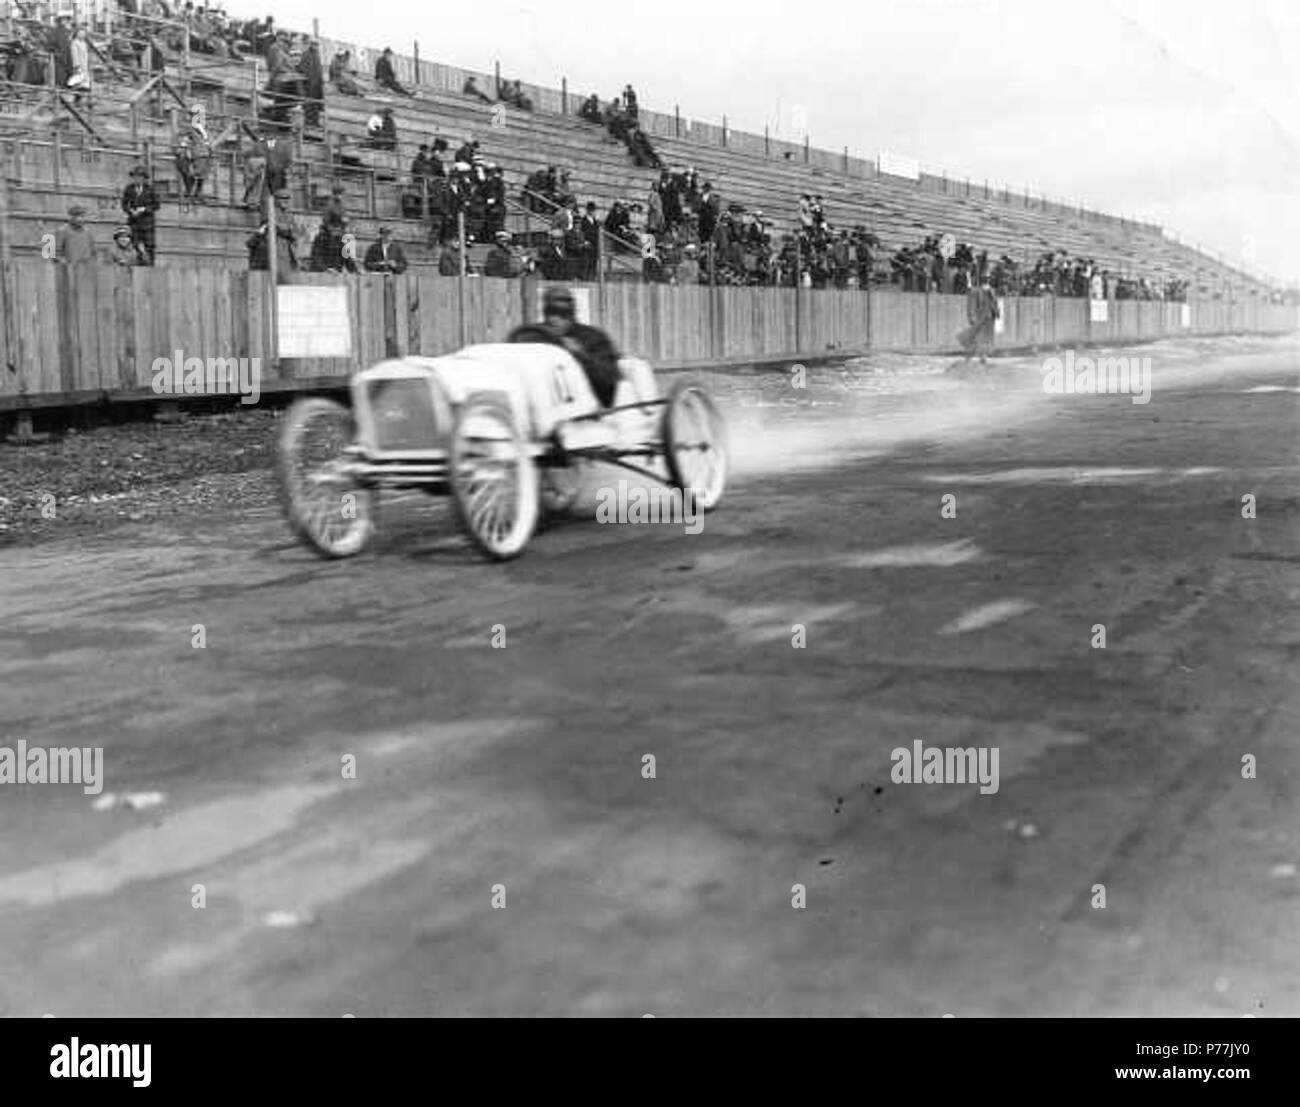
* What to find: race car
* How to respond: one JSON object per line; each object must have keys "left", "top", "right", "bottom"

{"left": 274, "top": 342, "right": 728, "bottom": 560}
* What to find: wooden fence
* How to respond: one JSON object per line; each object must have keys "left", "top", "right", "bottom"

{"left": 0, "top": 262, "right": 1295, "bottom": 408}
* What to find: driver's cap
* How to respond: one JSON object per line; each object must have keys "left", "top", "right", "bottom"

{"left": 542, "top": 286, "right": 575, "bottom": 319}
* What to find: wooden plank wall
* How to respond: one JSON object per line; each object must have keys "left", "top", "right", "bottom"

{"left": 0, "top": 261, "right": 1295, "bottom": 406}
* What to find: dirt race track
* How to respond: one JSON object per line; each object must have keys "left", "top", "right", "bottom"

{"left": 1, "top": 333, "right": 1298, "bottom": 1017}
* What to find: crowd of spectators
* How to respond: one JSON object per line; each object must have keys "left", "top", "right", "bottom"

{"left": 0, "top": 7, "right": 1239, "bottom": 296}
{"left": 1, "top": 4, "right": 313, "bottom": 91}
{"left": 578, "top": 86, "right": 662, "bottom": 169}
{"left": 882, "top": 237, "right": 1189, "bottom": 302}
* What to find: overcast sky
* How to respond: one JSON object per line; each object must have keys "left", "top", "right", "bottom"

{"left": 222, "top": 0, "right": 1300, "bottom": 284}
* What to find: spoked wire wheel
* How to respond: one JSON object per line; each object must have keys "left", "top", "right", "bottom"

{"left": 275, "top": 398, "right": 374, "bottom": 558}
{"left": 662, "top": 379, "right": 729, "bottom": 511}
{"left": 450, "top": 394, "right": 539, "bottom": 559}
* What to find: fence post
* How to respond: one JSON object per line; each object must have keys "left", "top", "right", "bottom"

{"left": 722, "top": 115, "right": 727, "bottom": 147}
{"left": 266, "top": 190, "right": 279, "bottom": 374}
{"left": 675, "top": 104, "right": 680, "bottom": 137}
{"left": 494, "top": 59, "right": 501, "bottom": 98}
{"left": 457, "top": 208, "right": 468, "bottom": 346}
{"left": 793, "top": 236, "right": 802, "bottom": 351}
{"left": 865, "top": 275, "right": 872, "bottom": 350}
{"left": 561, "top": 76, "right": 567, "bottom": 113}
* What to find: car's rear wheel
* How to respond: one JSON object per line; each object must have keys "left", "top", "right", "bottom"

{"left": 276, "top": 398, "right": 374, "bottom": 558}
{"left": 450, "top": 394, "right": 539, "bottom": 559}
{"left": 662, "top": 379, "right": 728, "bottom": 511}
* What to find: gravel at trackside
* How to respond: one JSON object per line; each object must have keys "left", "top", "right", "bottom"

{"left": 0, "top": 408, "right": 282, "bottom": 548}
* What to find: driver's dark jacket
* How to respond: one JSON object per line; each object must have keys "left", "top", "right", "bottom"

{"left": 508, "top": 322, "right": 622, "bottom": 408}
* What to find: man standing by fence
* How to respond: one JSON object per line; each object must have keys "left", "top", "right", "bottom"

{"left": 959, "top": 272, "right": 999, "bottom": 363}
{"left": 121, "top": 165, "right": 159, "bottom": 266}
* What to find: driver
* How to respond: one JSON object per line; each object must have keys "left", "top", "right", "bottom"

{"left": 508, "top": 287, "right": 622, "bottom": 408}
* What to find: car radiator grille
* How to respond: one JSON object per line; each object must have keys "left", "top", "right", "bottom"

{"left": 367, "top": 379, "right": 441, "bottom": 452}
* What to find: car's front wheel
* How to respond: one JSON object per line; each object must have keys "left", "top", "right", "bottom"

{"left": 276, "top": 398, "right": 374, "bottom": 558}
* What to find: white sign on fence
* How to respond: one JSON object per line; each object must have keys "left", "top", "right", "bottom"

{"left": 1181, "top": 303, "right": 1191, "bottom": 328}
{"left": 995, "top": 298, "right": 1005, "bottom": 334}
{"left": 1090, "top": 298, "right": 1109, "bottom": 323}
{"left": 277, "top": 286, "right": 352, "bottom": 358}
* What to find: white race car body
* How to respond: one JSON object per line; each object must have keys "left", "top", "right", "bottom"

{"left": 352, "top": 343, "right": 659, "bottom": 460}
{"left": 276, "top": 336, "right": 726, "bottom": 560}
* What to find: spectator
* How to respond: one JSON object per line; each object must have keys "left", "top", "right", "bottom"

{"left": 67, "top": 24, "right": 91, "bottom": 103}
{"left": 578, "top": 93, "right": 602, "bottom": 123}
{"left": 499, "top": 78, "right": 533, "bottom": 111}
{"left": 363, "top": 226, "right": 408, "bottom": 274}
{"left": 297, "top": 38, "right": 324, "bottom": 128}
{"left": 247, "top": 191, "right": 299, "bottom": 279}
{"left": 580, "top": 200, "right": 600, "bottom": 279}
{"left": 438, "top": 237, "right": 464, "bottom": 276}
{"left": 56, "top": 204, "right": 96, "bottom": 265}
{"left": 675, "top": 243, "right": 701, "bottom": 285}
{"left": 598, "top": 94, "right": 622, "bottom": 140}
{"left": 483, "top": 165, "right": 506, "bottom": 238}
{"left": 410, "top": 143, "right": 434, "bottom": 181}
{"left": 366, "top": 107, "right": 397, "bottom": 151}
{"left": 241, "top": 131, "right": 267, "bottom": 210}
{"left": 262, "top": 32, "right": 303, "bottom": 124}
{"left": 463, "top": 75, "right": 493, "bottom": 104}
{"left": 537, "top": 229, "right": 569, "bottom": 280}
{"left": 623, "top": 83, "right": 638, "bottom": 121}
{"left": 310, "top": 184, "right": 352, "bottom": 271}
{"left": 328, "top": 49, "right": 361, "bottom": 96}
{"left": 109, "top": 225, "right": 139, "bottom": 267}
{"left": 425, "top": 173, "right": 453, "bottom": 245}
{"left": 262, "top": 127, "right": 293, "bottom": 194}
{"left": 646, "top": 186, "right": 665, "bottom": 236}
{"left": 121, "top": 165, "right": 159, "bottom": 266}
{"left": 552, "top": 196, "right": 577, "bottom": 235}
{"left": 524, "top": 165, "right": 560, "bottom": 213}
{"left": 50, "top": 15, "right": 73, "bottom": 88}
{"left": 174, "top": 105, "right": 212, "bottom": 200}
{"left": 484, "top": 230, "right": 529, "bottom": 277}
{"left": 604, "top": 200, "right": 632, "bottom": 250}
{"left": 321, "top": 184, "right": 348, "bottom": 232}
{"left": 642, "top": 241, "right": 665, "bottom": 283}
{"left": 625, "top": 124, "right": 662, "bottom": 169}
{"left": 698, "top": 183, "right": 719, "bottom": 241}
{"left": 375, "top": 46, "right": 413, "bottom": 96}
{"left": 309, "top": 217, "right": 357, "bottom": 273}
